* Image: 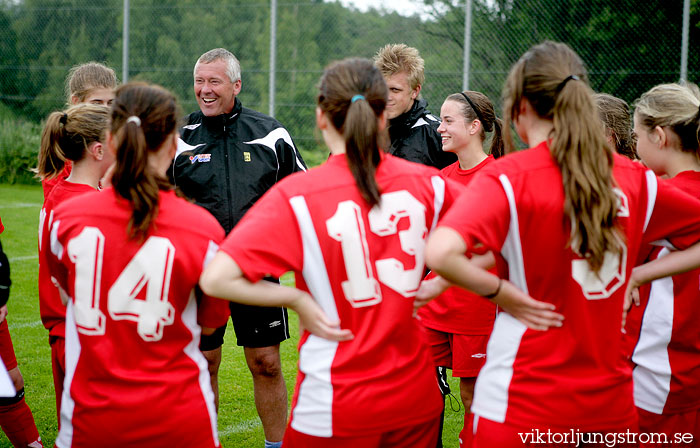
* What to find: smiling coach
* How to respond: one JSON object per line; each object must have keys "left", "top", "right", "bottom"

{"left": 170, "top": 48, "right": 306, "bottom": 448}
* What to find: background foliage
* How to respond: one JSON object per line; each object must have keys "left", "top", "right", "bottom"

{"left": 0, "top": 0, "right": 698, "bottom": 183}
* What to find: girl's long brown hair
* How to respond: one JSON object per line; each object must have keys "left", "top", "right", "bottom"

{"left": 317, "top": 58, "right": 388, "bottom": 207}
{"left": 503, "top": 41, "right": 622, "bottom": 272}
{"left": 109, "top": 82, "right": 180, "bottom": 240}
{"left": 36, "top": 104, "right": 109, "bottom": 181}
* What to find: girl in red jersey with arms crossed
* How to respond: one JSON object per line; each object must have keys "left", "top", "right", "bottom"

{"left": 36, "top": 104, "right": 111, "bottom": 425}
{"left": 625, "top": 82, "right": 700, "bottom": 446}
{"left": 417, "top": 90, "right": 504, "bottom": 448}
{"left": 425, "top": 41, "right": 700, "bottom": 447}
{"left": 47, "top": 83, "right": 229, "bottom": 448}
{"left": 200, "top": 58, "right": 559, "bottom": 447}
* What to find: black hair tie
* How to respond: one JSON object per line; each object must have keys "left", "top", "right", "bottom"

{"left": 460, "top": 92, "right": 491, "bottom": 132}
{"left": 555, "top": 75, "right": 580, "bottom": 95}
{"left": 59, "top": 113, "right": 68, "bottom": 125}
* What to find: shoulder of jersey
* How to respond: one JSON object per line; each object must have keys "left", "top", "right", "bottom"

{"left": 382, "top": 153, "right": 442, "bottom": 176}
{"left": 52, "top": 188, "right": 103, "bottom": 218}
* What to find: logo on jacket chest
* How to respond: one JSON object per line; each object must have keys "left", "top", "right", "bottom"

{"left": 244, "top": 151, "right": 251, "bottom": 162}
{"left": 189, "top": 154, "right": 211, "bottom": 163}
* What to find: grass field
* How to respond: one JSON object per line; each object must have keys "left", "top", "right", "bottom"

{"left": 0, "top": 183, "right": 464, "bottom": 447}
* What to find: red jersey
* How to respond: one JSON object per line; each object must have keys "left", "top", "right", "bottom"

{"left": 38, "top": 179, "right": 96, "bottom": 338}
{"left": 221, "top": 153, "right": 463, "bottom": 438}
{"left": 42, "top": 163, "right": 73, "bottom": 200}
{"left": 438, "top": 141, "right": 700, "bottom": 431}
{"left": 47, "top": 188, "right": 229, "bottom": 448}
{"left": 418, "top": 156, "right": 497, "bottom": 334}
{"left": 627, "top": 170, "right": 700, "bottom": 415}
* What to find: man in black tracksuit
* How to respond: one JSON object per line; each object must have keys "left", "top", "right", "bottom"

{"left": 374, "top": 44, "right": 456, "bottom": 170}
{"left": 171, "top": 48, "right": 306, "bottom": 448}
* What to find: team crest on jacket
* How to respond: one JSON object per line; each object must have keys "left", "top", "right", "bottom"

{"left": 189, "top": 154, "right": 211, "bottom": 163}
{"left": 244, "top": 152, "right": 251, "bottom": 162}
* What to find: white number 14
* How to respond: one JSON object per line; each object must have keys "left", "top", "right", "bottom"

{"left": 66, "top": 227, "right": 175, "bottom": 341}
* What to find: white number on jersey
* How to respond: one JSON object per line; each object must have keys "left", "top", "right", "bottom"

{"left": 67, "top": 227, "right": 107, "bottom": 335}
{"left": 571, "top": 189, "right": 629, "bottom": 300}
{"left": 326, "top": 191, "right": 427, "bottom": 307}
{"left": 108, "top": 237, "right": 175, "bottom": 341}
{"left": 65, "top": 227, "right": 176, "bottom": 341}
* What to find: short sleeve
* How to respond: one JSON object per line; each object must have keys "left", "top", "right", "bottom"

{"left": 437, "top": 171, "right": 510, "bottom": 255}
{"left": 219, "top": 186, "right": 303, "bottom": 282}
{"left": 438, "top": 176, "right": 467, "bottom": 219}
{"left": 45, "top": 217, "right": 70, "bottom": 297}
{"left": 198, "top": 239, "right": 230, "bottom": 328}
{"left": 643, "top": 177, "right": 700, "bottom": 249}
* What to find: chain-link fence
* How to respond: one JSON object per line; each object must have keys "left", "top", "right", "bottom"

{"left": 0, "top": 0, "right": 698, "bottom": 166}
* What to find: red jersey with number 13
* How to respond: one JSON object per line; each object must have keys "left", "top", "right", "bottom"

{"left": 221, "top": 154, "right": 464, "bottom": 438}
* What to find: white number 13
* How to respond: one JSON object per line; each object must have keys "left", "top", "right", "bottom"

{"left": 326, "top": 191, "right": 426, "bottom": 307}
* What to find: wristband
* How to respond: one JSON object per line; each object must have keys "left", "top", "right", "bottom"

{"left": 482, "top": 279, "right": 502, "bottom": 299}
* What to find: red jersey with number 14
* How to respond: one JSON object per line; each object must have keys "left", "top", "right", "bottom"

{"left": 439, "top": 142, "right": 700, "bottom": 432}
{"left": 47, "top": 188, "right": 229, "bottom": 448}
{"left": 221, "top": 154, "right": 464, "bottom": 438}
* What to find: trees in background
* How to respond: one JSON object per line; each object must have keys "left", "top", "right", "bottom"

{"left": 0, "top": 0, "right": 697, "bottom": 162}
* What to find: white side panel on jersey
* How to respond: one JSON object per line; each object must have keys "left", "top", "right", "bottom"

{"left": 632, "top": 247, "right": 673, "bottom": 414}
{"left": 289, "top": 196, "right": 339, "bottom": 437}
{"left": 55, "top": 301, "right": 81, "bottom": 448}
{"left": 181, "top": 291, "right": 220, "bottom": 446}
{"left": 471, "top": 174, "right": 527, "bottom": 424}
{"left": 430, "top": 175, "right": 446, "bottom": 233}
{"left": 643, "top": 170, "right": 658, "bottom": 232}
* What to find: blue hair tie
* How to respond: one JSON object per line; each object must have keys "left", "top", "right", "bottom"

{"left": 351, "top": 94, "right": 365, "bottom": 103}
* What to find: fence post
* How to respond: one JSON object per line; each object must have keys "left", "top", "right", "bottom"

{"left": 680, "top": 0, "right": 690, "bottom": 82}
{"left": 462, "top": 0, "right": 472, "bottom": 91}
{"left": 123, "top": 0, "right": 129, "bottom": 83}
{"left": 269, "top": 0, "right": 277, "bottom": 118}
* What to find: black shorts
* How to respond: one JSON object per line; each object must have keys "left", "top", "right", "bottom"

{"left": 199, "top": 278, "right": 290, "bottom": 351}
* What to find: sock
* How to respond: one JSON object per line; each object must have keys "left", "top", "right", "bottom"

{"left": 0, "top": 389, "right": 43, "bottom": 448}
{"left": 264, "top": 440, "right": 282, "bottom": 448}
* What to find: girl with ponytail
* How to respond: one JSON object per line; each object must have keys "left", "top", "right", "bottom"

{"left": 41, "top": 62, "right": 118, "bottom": 199}
{"left": 417, "top": 89, "right": 504, "bottom": 447}
{"left": 46, "top": 82, "right": 229, "bottom": 447}
{"left": 425, "top": 41, "right": 700, "bottom": 446}
{"left": 36, "top": 103, "right": 110, "bottom": 425}
{"left": 201, "top": 58, "right": 490, "bottom": 446}
{"left": 625, "top": 82, "right": 700, "bottom": 440}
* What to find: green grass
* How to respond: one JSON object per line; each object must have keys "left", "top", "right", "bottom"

{"left": 0, "top": 183, "right": 464, "bottom": 447}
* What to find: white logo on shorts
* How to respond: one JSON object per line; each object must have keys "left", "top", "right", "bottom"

{"left": 471, "top": 353, "right": 486, "bottom": 358}
{"left": 269, "top": 320, "right": 281, "bottom": 328}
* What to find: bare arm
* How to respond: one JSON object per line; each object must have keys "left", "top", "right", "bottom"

{"left": 425, "top": 227, "right": 564, "bottom": 331}
{"left": 200, "top": 252, "right": 353, "bottom": 342}
{"left": 623, "top": 240, "right": 700, "bottom": 328}
{"left": 414, "top": 251, "right": 496, "bottom": 311}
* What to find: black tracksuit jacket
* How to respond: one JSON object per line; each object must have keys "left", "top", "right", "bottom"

{"left": 171, "top": 98, "right": 307, "bottom": 234}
